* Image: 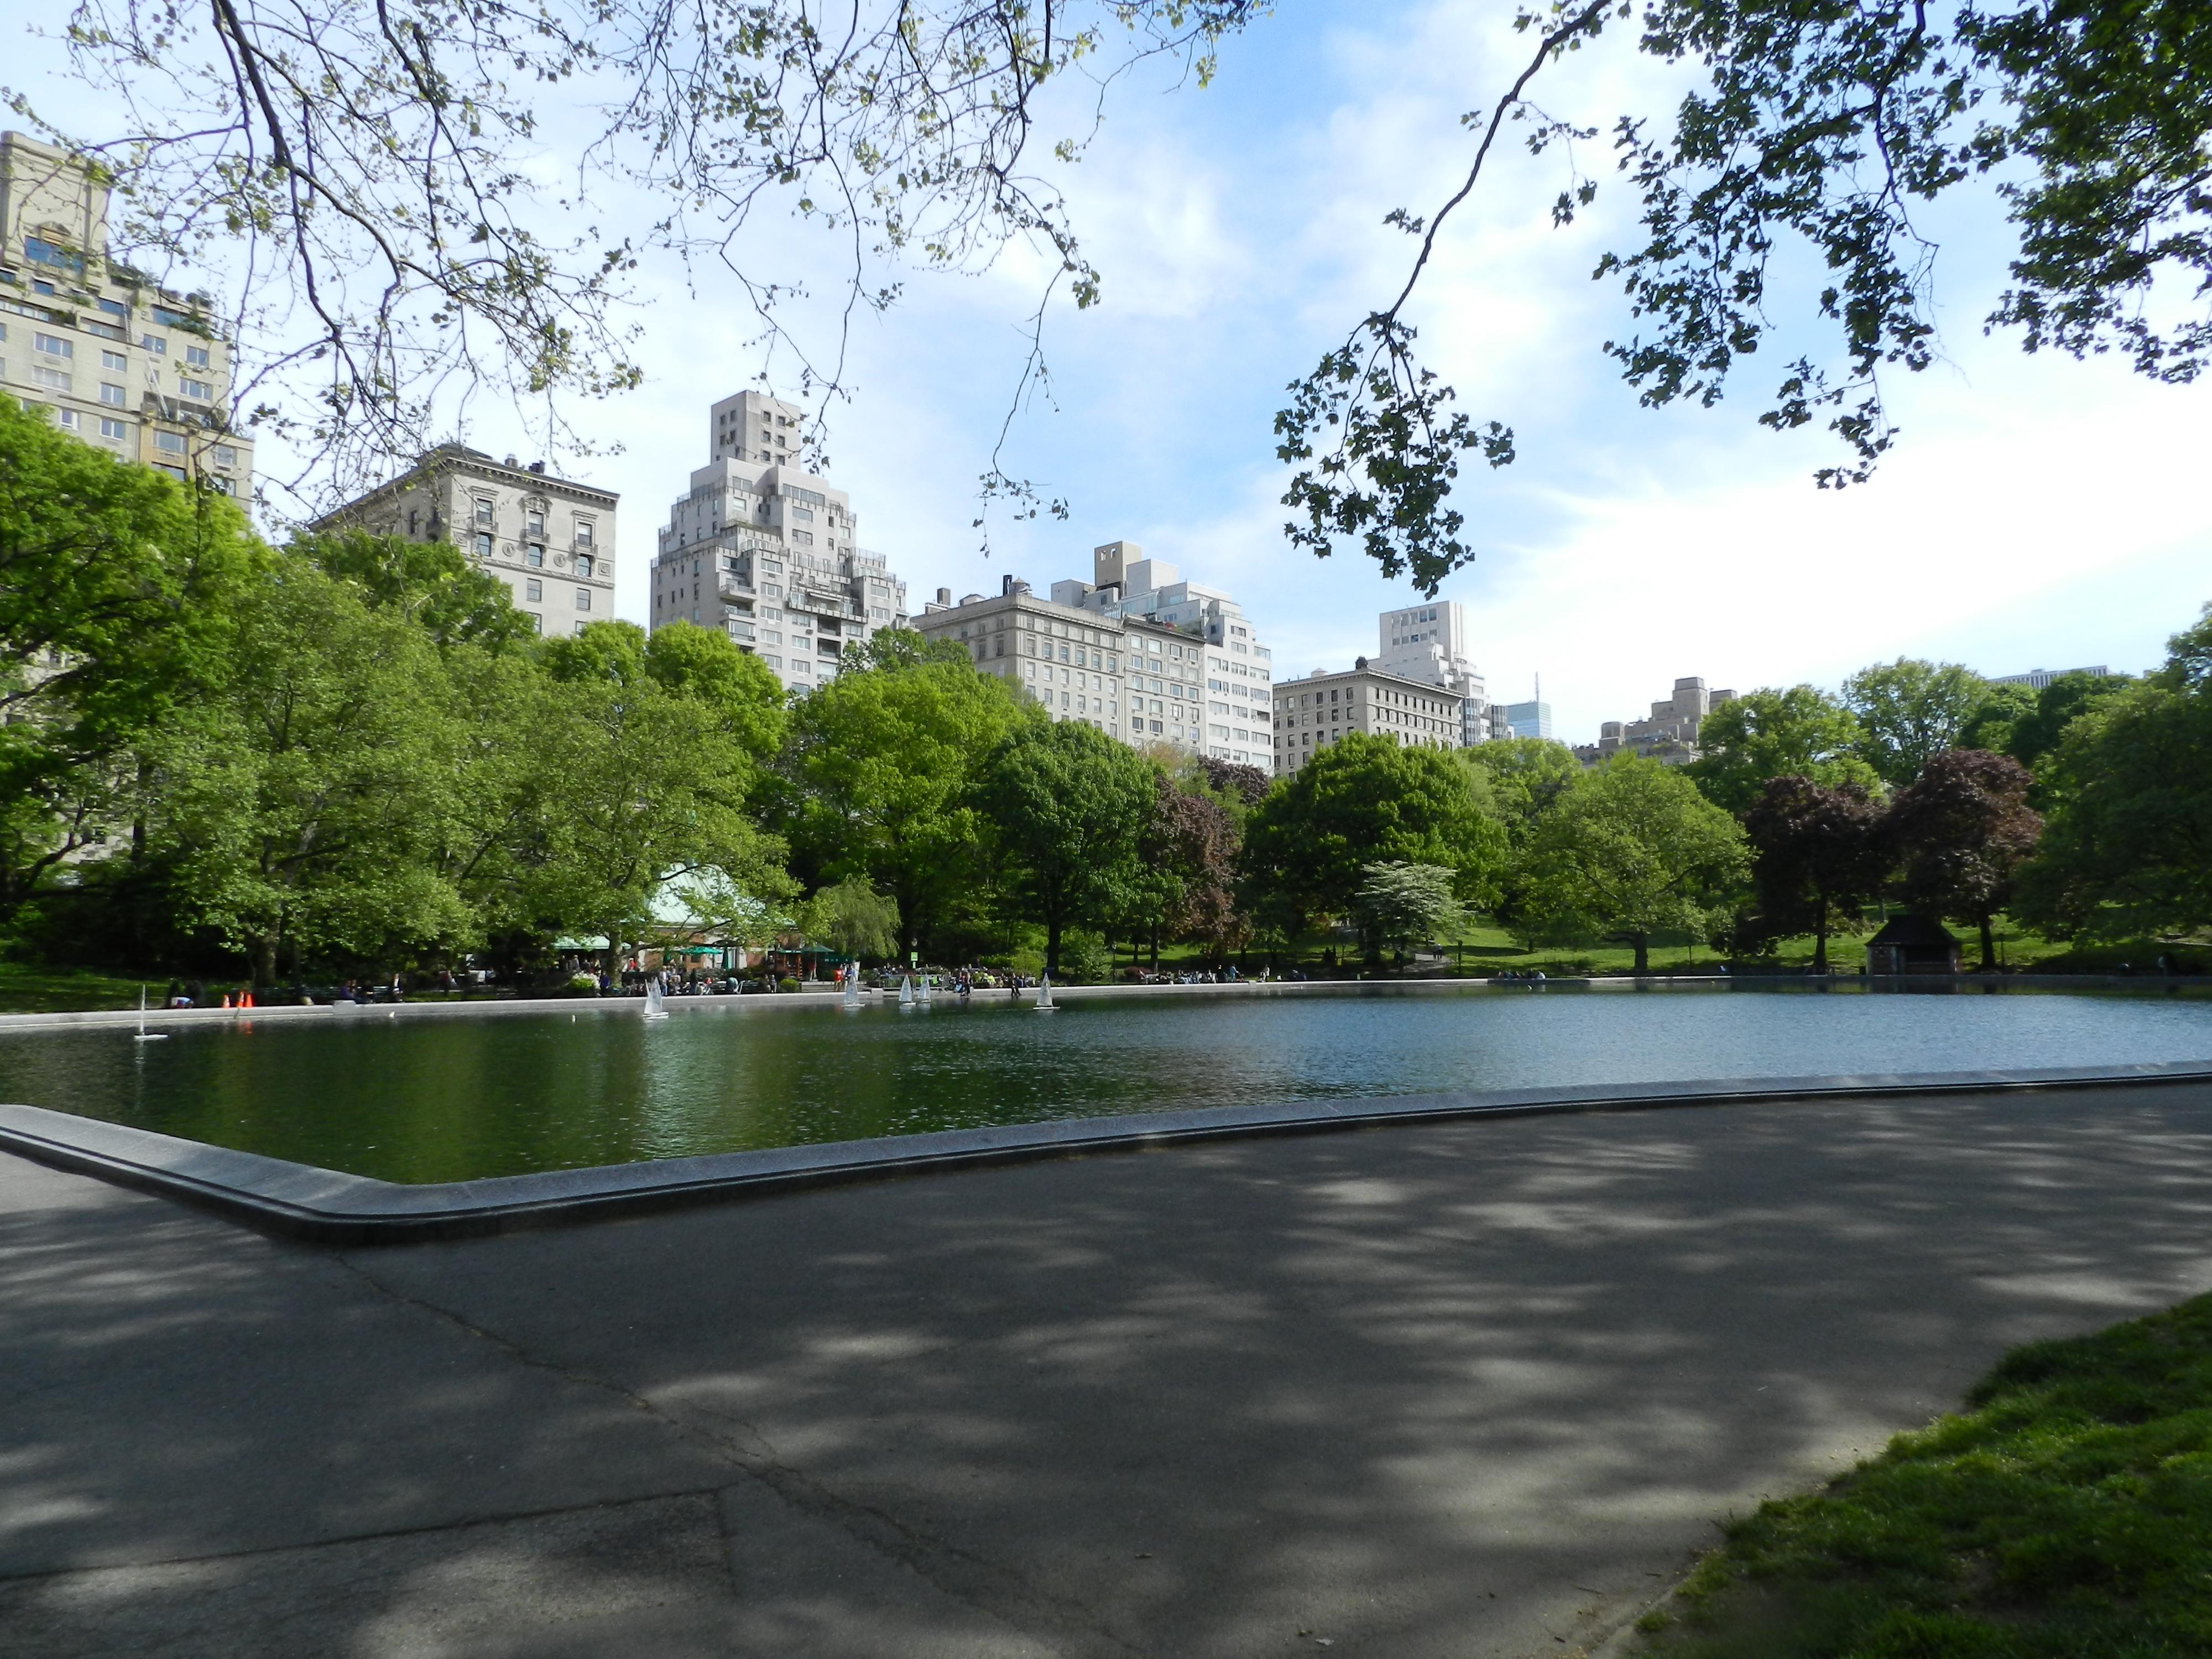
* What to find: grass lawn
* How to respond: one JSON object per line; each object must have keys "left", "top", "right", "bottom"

{"left": 1636, "top": 1290, "right": 2212, "bottom": 1658}
{"left": 0, "top": 963, "right": 153, "bottom": 1014}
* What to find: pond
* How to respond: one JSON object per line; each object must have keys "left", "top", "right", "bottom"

{"left": 3, "top": 984, "right": 2210, "bottom": 1185}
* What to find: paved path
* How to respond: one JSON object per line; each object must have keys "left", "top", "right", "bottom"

{"left": 6, "top": 1082, "right": 2212, "bottom": 1658}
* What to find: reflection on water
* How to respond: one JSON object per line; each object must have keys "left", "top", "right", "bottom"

{"left": 2, "top": 984, "right": 2209, "bottom": 1184}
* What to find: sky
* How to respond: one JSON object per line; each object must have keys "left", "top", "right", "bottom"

{"left": 9, "top": 0, "right": 2206, "bottom": 743}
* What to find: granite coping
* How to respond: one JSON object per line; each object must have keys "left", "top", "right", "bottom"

{"left": 4, "top": 1061, "right": 2210, "bottom": 1246}
{"left": 2, "top": 972, "right": 2199, "bottom": 1034}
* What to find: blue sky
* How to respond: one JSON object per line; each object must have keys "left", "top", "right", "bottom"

{"left": 11, "top": 0, "right": 2206, "bottom": 742}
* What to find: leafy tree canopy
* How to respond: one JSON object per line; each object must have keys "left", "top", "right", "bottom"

{"left": 972, "top": 717, "right": 1157, "bottom": 975}
{"left": 1688, "top": 686, "right": 1878, "bottom": 815}
{"left": 781, "top": 646, "right": 1023, "bottom": 954}
{"left": 292, "top": 527, "right": 540, "bottom": 653}
{"left": 0, "top": 399, "right": 265, "bottom": 923}
{"left": 1740, "top": 774, "right": 1887, "bottom": 971}
{"left": 804, "top": 877, "right": 902, "bottom": 963}
{"left": 1454, "top": 737, "right": 1579, "bottom": 848}
{"left": 2016, "top": 606, "right": 2212, "bottom": 941}
{"left": 2002, "top": 669, "right": 2137, "bottom": 776}
{"left": 1844, "top": 659, "right": 1991, "bottom": 789}
{"left": 1888, "top": 748, "right": 2042, "bottom": 968}
{"left": 1518, "top": 754, "right": 1750, "bottom": 972}
{"left": 1354, "top": 860, "right": 1465, "bottom": 959}
{"left": 1244, "top": 733, "right": 1506, "bottom": 932}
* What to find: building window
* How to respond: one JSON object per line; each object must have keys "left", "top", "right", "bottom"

{"left": 154, "top": 462, "right": 186, "bottom": 480}
{"left": 213, "top": 444, "right": 237, "bottom": 468}
{"left": 474, "top": 531, "right": 493, "bottom": 557}
{"left": 98, "top": 416, "right": 126, "bottom": 440}
{"left": 96, "top": 382, "right": 125, "bottom": 408}
{"left": 576, "top": 552, "right": 594, "bottom": 579}
{"left": 56, "top": 408, "right": 80, "bottom": 430}
{"left": 575, "top": 587, "right": 591, "bottom": 611}
{"left": 185, "top": 344, "right": 211, "bottom": 368}
{"left": 525, "top": 613, "right": 542, "bottom": 634}
{"left": 525, "top": 578, "right": 542, "bottom": 602}
{"left": 97, "top": 297, "right": 128, "bottom": 320}
{"left": 31, "top": 366, "right": 69, "bottom": 390}
{"left": 179, "top": 377, "right": 213, "bottom": 401}
{"left": 526, "top": 508, "right": 544, "bottom": 536}
{"left": 101, "top": 349, "right": 127, "bottom": 371}
{"left": 140, "top": 335, "right": 167, "bottom": 355}
{"left": 153, "top": 429, "right": 186, "bottom": 453}
{"left": 574, "top": 519, "right": 594, "bottom": 549}
{"left": 473, "top": 497, "right": 494, "bottom": 527}
{"left": 525, "top": 543, "right": 544, "bottom": 567}
{"left": 32, "top": 332, "right": 72, "bottom": 359}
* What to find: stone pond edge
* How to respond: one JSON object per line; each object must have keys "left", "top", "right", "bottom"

{"left": 4, "top": 1061, "right": 2210, "bottom": 1246}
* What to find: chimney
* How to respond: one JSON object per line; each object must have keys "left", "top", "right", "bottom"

{"left": 936, "top": 587, "right": 952, "bottom": 607}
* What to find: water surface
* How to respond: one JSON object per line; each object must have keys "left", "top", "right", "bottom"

{"left": 3, "top": 984, "right": 2208, "bottom": 1183}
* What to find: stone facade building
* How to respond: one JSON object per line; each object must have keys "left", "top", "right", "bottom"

{"left": 315, "top": 445, "right": 617, "bottom": 637}
{"left": 649, "top": 390, "right": 909, "bottom": 693}
{"left": 1, "top": 131, "right": 251, "bottom": 495}
{"left": 1273, "top": 660, "right": 1464, "bottom": 778}
{"left": 916, "top": 542, "right": 1277, "bottom": 770}
{"left": 1575, "top": 676, "right": 1735, "bottom": 766}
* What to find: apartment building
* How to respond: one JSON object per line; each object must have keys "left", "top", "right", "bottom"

{"left": 1273, "top": 660, "right": 1463, "bottom": 778}
{"left": 1043, "top": 541, "right": 1276, "bottom": 769}
{"left": 0, "top": 131, "right": 251, "bottom": 495}
{"left": 1375, "top": 599, "right": 1493, "bottom": 746}
{"left": 1574, "top": 675, "right": 1735, "bottom": 766}
{"left": 916, "top": 572, "right": 1266, "bottom": 766}
{"left": 1990, "top": 665, "right": 2109, "bottom": 691}
{"left": 316, "top": 445, "right": 617, "bottom": 637}
{"left": 649, "top": 390, "right": 909, "bottom": 692}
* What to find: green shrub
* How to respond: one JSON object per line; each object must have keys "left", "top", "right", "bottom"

{"left": 776, "top": 975, "right": 800, "bottom": 993}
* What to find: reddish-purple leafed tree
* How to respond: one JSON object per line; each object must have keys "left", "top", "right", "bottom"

{"left": 1743, "top": 775, "right": 1890, "bottom": 973}
{"left": 1886, "top": 750, "right": 2043, "bottom": 969}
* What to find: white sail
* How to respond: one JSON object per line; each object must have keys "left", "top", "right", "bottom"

{"left": 899, "top": 975, "right": 914, "bottom": 1008}
{"left": 1035, "top": 973, "right": 1056, "bottom": 1011}
{"left": 644, "top": 980, "right": 669, "bottom": 1020}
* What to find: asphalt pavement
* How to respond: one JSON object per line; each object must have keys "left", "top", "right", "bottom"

{"left": 6, "top": 1080, "right": 2212, "bottom": 1658}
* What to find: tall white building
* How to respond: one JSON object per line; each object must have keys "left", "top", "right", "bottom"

{"left": 1375, "top": 599, "right": 1491, "bottom": 746}
{"left": 649, "top": 390, "right": 909, "bottom": 692}
{"left": 1, "top": 131, "right": 252, "bottom": 495}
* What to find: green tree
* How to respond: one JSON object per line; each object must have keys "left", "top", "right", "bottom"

{"left": 1244, "top": 733, "right": 1505, "bottom": 936}
{"left": 148, "top": 557, "right": 473, "bottom": 984}
{"left": 1844, "top": 660, "right": 1992, "bottom": 789}
{"left": 1741, "top": 775, "right": 1888, "bottom": 972}
{"left": 530, "top": 622, "right": 792, "bottom": 975}
{"left": 2016, "top": 607, "right": 2212, "bottom": 941}
{"left": 784, "top": 644, "right": 1022, "bottom": 957}
{"left": 1519, "top": 755, "right": 1750, "bottom": 974}
{"left": 0, "top": 399, "right": 262, "bottom": 926}
{"left": 973, "top": 717, "right": 1155, "bottom": 977}
{"left": 1956, "top": 682, "right": 2041, "bottom": 759}
{"left": 293, "top": 527, "right": 541, "bottom": 653}
{"left": 2002, "top": 670, "right": 2136, "bottom": 778}
{"left": 1688, "top": 687, "right": 1878, "bottom": 815}
{"left": 1353, "top": 860, "right": 1464, "bottom": 965}
{"left": 804, "top": 877, "right": 901, "bottom": 963}
{"left": 1456, "top": 737, "right": 1580, "bottom": 848}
